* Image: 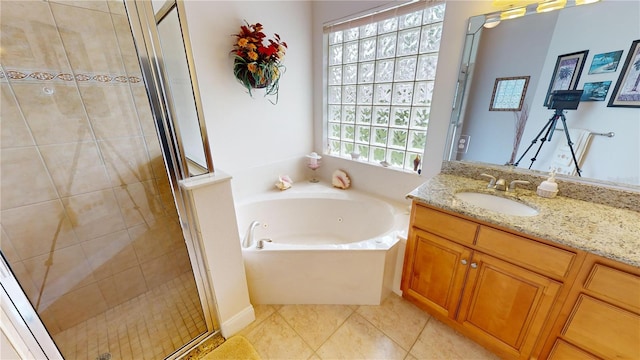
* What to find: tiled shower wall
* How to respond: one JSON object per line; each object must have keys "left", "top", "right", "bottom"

{"left": 0, "top": 0, "right": 192, "bottom": 334}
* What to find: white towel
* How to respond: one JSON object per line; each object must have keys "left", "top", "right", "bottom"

{"left": 548, "top": 128, "right": 593, "bottom": 176}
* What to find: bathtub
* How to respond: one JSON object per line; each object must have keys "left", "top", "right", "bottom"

{"left": 235, "top": 182, "right": 409, "bottom": 305}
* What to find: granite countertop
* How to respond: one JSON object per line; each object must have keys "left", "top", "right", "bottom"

{"left": 407, "top": 174, "right": 640, "bottom": 268}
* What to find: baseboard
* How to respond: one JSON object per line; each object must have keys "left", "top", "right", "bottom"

{"left": 220, "top": 305, "right": 255, "bottom": 338}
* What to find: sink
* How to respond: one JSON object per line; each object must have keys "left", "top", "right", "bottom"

{"left": 455, "top": 192, "right": 539, "bottom": 217}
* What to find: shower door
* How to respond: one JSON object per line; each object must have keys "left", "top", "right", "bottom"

{"left": 0, "top": 0, "right": 217, "bottom": 359}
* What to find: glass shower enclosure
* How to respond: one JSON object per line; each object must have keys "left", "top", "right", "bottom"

{"left": 0, "top": 0, "right": 218, "bottom": 358}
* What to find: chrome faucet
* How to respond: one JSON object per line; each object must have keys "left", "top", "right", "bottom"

{"left": 242, "top": 221, "right": 261, "bottom": 248}
{"left": 508, "top": 180, "right": 530, "bottom": 192}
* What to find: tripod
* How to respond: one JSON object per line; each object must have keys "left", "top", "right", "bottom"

{"left": 514, "top": 109, "right": 582, "bottom": 177}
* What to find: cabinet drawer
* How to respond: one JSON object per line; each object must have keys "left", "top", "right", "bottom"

{"left": 548, "top": 339, "right": 599, "bottom": 360}
{"left": 562, "top": 295, "right": 640, "bottom": 360}
{"left": 412, "top": 204, "right": 478, "bottom": 245}
{"left": 584, "top": 264, "right": 640, "bottom": 312}
{"left": 476, "top": 226, "right": 575, "bottom": 279}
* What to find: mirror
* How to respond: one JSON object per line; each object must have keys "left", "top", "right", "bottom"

{"left": 446, "top": 0, "right": 640, "bottom": 188}
{"left": 154, "top": 0, "right": 213, "bottom": 176}
{"left": 156, "top": 3, "right": 210, "bottom": 175}
{"left": 143, "top": 0, "right": 213, "bottom": 177}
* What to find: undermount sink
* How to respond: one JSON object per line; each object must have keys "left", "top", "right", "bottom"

{"left": 455, "top": 192, "right": 539, "bottom": 217}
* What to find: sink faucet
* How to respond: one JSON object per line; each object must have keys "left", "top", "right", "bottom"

{"left": 508, "top": 180, "right": 530, "bottom": 192}
{"left": 481, "top": 173, "right": 509, "bottom": 191}
{"left": 494, "top": 178, "right": 507, "bottom": 191}
{"left": 242, "top": 220, "right": 261, "bottom": 248}
{"left": 480, "top": 174, "right": 496, "bottom": 188}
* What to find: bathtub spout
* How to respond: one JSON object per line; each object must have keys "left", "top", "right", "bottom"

{"left": 256, "top": 238, "right": 272, "bottom": 249}
{"left": 242, "top": 221, "right": 261, "bottom": 248}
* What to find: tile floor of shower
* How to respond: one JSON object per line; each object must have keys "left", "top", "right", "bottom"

{"left": 53, "top": 272, "right": 206, "bottom": 360}
{"left": 51, "top": 279, "right": 498, "bottom": 360}
{"left": 194, "top": 293, "right": 500, "bottom": 360}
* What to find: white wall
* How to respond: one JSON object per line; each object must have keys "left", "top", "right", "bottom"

{"left": 181, "top": 0, "right": 498, "bottom": 201}
{"left": 522, "top": 0, "right": 640, "bottom": 184}
{"left": 312, "top": 1, "right": 496, "bottom": 202}
{"left": 459, "top": 11, "right": 558, "bottom": 165}
{"left": 180, "top": 173, "right": 254, "bottom": 337}
{"left": 182, "top": 0, "right": 314, "bottom": 194}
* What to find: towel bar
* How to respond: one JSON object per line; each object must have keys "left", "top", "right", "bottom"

{"left": 553, "top": 128, "right": 615, "bottom": 137}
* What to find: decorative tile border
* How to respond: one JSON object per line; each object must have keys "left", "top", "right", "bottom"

{"left": 0, "top": 68, "right": 141, "bottom": 84}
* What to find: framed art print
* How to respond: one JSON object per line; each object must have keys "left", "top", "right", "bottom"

{"left": 544, "top": 50, "right": 589, "bottom": 107}
{"left": 588, "top": 50, "right": 623, "bottom": 74}
{"left": 580, "top": 81, "right": 612, "bottom": 101}
{"left": 608, "top": 40, "right": 640, "bottom": 108}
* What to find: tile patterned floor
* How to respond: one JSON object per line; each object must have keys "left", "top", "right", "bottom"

{"left": 235, "top": 294, "right": 500, "bottom": 360}
{"left": 53, "top": 272, "right": 207, "bottom": 360}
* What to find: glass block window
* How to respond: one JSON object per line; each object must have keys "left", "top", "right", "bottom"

{"left": 325, "top": 3, "right": 445, "bottom": 171}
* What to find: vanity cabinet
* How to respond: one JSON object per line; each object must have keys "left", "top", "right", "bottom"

{"left": 402, "top": 203, "right": 580, "bottom": 359}
{"left": 541, "top": 254, "right": 640, "bottom": 360}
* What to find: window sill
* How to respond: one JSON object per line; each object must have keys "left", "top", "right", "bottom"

{"left": 322, "top": 153, "right": 423, "bottom": 176}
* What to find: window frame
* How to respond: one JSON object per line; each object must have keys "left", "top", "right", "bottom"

{"left": 322, "top": 1, "right": 446, "bottom": 172}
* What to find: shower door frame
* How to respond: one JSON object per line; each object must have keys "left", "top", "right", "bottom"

{"left": 1, "top": 254, "right": 63, "bottom": 359}
{"left": 123, "top": 0, "right": 221, "bottom": 357}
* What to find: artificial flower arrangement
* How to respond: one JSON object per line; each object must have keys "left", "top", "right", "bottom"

{"left": 232, "top": 21, "right": 287, "bottom": 103}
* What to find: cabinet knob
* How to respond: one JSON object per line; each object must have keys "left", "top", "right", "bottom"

{"left": 461, "top": 259, "right": 468, "bottom": 265}
{"left": 470, "top": 263, "right": 478, "bottom": 269}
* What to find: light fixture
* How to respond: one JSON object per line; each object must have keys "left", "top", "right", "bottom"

{"left": 575, "top": 0, "right": 600, "bottom": 5}
{"left": 484, "top": 14, "right": 502, "bottom": 28}
{"left": 492, "top": 0, "right": 538, "bottom": 8}
{"left": 500, "top": 7, "right": 527, "bottom": 20}
{"left": 537, "top": 0, "right": 567, "bottom": 13}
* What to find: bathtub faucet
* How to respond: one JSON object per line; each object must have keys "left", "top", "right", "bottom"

{"left": 242, "top": 221, "right": 261, "bottom": 248}
{"left": 256, "top": 238, "right": 272, "bottom": 249}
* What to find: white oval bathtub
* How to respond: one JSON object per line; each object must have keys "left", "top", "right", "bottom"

{"left": 235, "top": 182, "right": 409, "bottom": 305}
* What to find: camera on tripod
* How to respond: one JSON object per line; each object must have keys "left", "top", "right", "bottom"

{"left": 547, "top": 90, "right": 583, "bottom": 111}
{"left": 514, "top": 89, "right": 586, "bottom": 176}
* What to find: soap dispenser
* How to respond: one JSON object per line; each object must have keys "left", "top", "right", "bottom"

{"left": 537, "top": 170, "right": 558, "bottom": 198}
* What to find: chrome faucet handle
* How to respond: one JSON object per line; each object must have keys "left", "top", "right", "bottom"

{"left": 480, "top": 173, "right": 496, "bottom": 188}
{"left": 508, "top": 180, "right": 530, "bottom": 192}
{"left": 256, "top": 238, "right": 272, "bottom": 249}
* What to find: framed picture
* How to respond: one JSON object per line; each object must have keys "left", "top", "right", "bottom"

{"left": 588, "top": 50, "right": 623, "bottom": 74}
{"left": 544, "top": 50, "right": 589, "bottom": 107}
{"left": 580, "top": 81, "right": 612, "bottom": 101}
{"left": 608, "top": 39, "right": 640, "bottom": 108}
{"left": 489, "top": 76, "right": 530, "bottom": 111}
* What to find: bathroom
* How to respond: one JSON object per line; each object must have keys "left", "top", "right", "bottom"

{"left": 1, "top": 0, "right": 639, "bottom": 359}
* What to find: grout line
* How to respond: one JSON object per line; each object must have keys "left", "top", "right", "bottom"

{"left": 406, "top": 313, "right": 432, "bottom": 359}
{"left": 275, "top": 304, "right": 358, "bottom": 354}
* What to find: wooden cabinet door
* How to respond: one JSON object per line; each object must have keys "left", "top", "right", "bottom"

{"left": 402, "top": 228, "right": 472, "bottom": 319}
{"left": 457, "top": 252, "right": 561, "bottom": 358}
